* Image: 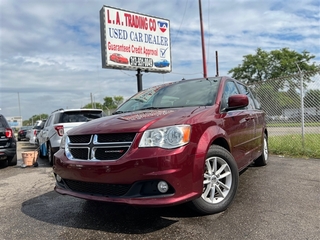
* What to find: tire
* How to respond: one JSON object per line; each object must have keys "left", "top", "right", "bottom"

{"left": 8, "top": 154, "right": 17, "bottom": 166}
{"left": 48, "top": 142, "right": 54, "bottom": 166}
{"left": 0, "top": 160, "right": 8, "bottom": 168}
{"left": 189, "top": 145, "right": 239, "bottom": 215}
{"left": 255, "top": 133, "right": 268, "bottom": 166}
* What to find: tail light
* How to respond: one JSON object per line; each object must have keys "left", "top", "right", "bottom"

{"left": 5, "top": 128, "right": 13, "bottom": 138}
{"left": 54, "top": 125, "right": 64, "bottom": 136}
{"left": 33, "top": 130, "right": 37, "bottom": 136}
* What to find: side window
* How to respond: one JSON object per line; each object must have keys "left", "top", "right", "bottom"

{"left": 221, "top": 81, "right": 240, "bottom": 109}
{"left": 45, "top": 115, "right": 53, "bottom": 127}
{"left": 236, "top": 83, "right": 255, "bottom": 109}
{"left": 249, "top": 87, "right": 261, "bottom": 109}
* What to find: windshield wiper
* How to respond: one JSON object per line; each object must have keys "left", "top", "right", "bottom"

{"left": 112, "top": 110, "right": 131, "bottom": 115}
{"left": 140, "top": 106, "right": 168, "bottom": 110}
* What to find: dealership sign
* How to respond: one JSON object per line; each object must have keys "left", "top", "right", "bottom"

{"left": 100, "top": 6, "right": 171, "bottom": 73}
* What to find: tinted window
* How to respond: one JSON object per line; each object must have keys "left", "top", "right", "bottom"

{"left": 59, "top": 111, "right": 103, "bottom": 123}
{"left": 0, "top": 121, "right": 6, "bottom": 128}
{"left": 117, "top": 78, "right": 220, "bottom": 112}
{"left": 0, "top": 115, "right": 9, "bottom": 128}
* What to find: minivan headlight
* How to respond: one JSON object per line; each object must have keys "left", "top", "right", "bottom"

{"left": 139, "top": 125, "right": 191, "bottom": 149}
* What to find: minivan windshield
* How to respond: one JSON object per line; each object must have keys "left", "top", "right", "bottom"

{"left": 116, "top": 78, "right": 220, "bottom": 113}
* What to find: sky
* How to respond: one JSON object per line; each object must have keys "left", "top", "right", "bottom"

{"left": 0, "top": 0, "right": 319, "bottom": 121}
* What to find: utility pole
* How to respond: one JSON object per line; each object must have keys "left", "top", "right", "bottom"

{"left": 17, "top": 92, "right": 21, "bottom": 126}
{"left": 199, "top": 0, "right": 207, "bottom": 78}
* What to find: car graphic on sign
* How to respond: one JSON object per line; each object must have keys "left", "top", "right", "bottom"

{"left": 154, "top": 59, "right": 170, "bottom": 68}
{"left": 109, "top": 53, "right": 129, "bottom": 64}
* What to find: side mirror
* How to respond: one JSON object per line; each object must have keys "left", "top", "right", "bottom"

{"left": 226, "top": 94, "right": 248, "bottom": 111}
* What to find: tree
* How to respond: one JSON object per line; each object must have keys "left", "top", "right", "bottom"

{"left": 81, "top": 96, "right": 124, "bottom": 115}
{"left": 113, "top": 96, "right": 124, "bottom": 107}
{"left": 228, "top": 48, "right": 319, "bottom": 90}
{"left": 103, "top": 96, "right": 124, "bottom": 110}
{"left": 82, "top": 102, "right": 105, "bottom": 110}
{"left": 23, "top": 114, "right": 48, "bottom": 126}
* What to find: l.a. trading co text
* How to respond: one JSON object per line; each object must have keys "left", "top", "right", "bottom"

{"left": 106, "top": 9, "right": 169, "bottom": 57}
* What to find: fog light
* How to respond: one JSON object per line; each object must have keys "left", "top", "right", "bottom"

{"left": 157, "top": 181, "right": 169, "bottom": 193}
{"left": 56, "top": 174, "right": 62, "bottom": 182}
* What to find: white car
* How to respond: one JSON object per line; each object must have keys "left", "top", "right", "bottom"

{"left": 38, "top": 108, "right": 105, "bottom": 165}
{"left": 27, "top": 120, "right": 46, "bottom": 145}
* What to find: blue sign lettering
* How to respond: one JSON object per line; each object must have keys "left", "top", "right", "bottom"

{"left": 108, "top": 28, "right": 128, "bottom": 40}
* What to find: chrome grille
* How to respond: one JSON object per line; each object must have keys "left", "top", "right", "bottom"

{"left": 69, "top": 135, "right": 92, "bottom": 144}
{"left": 69, "top": 148, "right": 89, "bottom": 160}
{"left": 67, "top": 133, "right": 136, "bottom": 161}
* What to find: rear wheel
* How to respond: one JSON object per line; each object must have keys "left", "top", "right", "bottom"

{"left": 255, "top": 133, "right": 268, "bottom": 166}
{"left": 48, "top": 142, "right": 54, "bottom": 166}
{"left": 189, "top": 145, "right": 239, "bottom": 215}
{"left": 8, "top": 154, "right": 17, "bottom": 166}
{"left": 0, "top": 160, "right": 8, "bottom": 168}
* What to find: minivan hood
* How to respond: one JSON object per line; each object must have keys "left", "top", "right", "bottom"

{"left": 68, "top": 107, "right": 208, "bottom": 135}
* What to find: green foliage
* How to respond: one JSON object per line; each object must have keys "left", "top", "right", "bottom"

{"left": 269, "top": 134, "right": 320, "bottom": 159}
{"left": 22, "top": 114, "right": 48, "bottom": 126}
{"left": 103, "top": 96, "right": 124, "bottom": 110}
{"left": 113, "top": 96, "right": 124, "bottom": 107}
{"left": 82, "top": 96, "right": 124, "bottom": 114}
{"left": 228, "top": 48, "right": 318, "bottom": 89}
{"left": 256, "top": 83, "right": 300, "bottom": 115}
{"left": 82, "top": 102, "right": 104, "bottom": 110}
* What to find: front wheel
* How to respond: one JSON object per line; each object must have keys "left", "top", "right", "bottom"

{"left": 189, "top": 145, "right": 239, "bottom": 215}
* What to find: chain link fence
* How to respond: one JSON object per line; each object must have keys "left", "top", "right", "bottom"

{"left": 249, "top": 69, "right": 320, "bottom": 158}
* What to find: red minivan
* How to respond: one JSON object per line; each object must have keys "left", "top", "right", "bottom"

{"left": 53, "top": 76, "right": 268, "bottom": 215}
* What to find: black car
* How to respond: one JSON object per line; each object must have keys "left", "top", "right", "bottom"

{"left": 18, "top": 126, "right": 33, "bottom": 141}
{"left": 0, "top": 114, "right": 17, "bottom": 167}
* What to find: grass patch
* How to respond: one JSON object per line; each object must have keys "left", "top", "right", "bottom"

{"left": 269, "top": 134, "right": 320, "bottom": 159}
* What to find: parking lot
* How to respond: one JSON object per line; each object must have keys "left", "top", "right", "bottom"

{"left": 0, "top": 141, "right": 319, "bottom": 240}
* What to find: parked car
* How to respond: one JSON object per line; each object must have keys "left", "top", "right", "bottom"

{"left": 0, "top": 114, "right": 17, "bottom": 167}
{"left": 28, "top": 120, "right": 47, "bottom": 145}
{"left": 38, "top": 108, "right": 105, "bottom": 165}
{"left": 109, "top": 53, "right": 129, "bottom": 64}
{"left": 53, "top": 76, "right": 268, "bottom": 215}
{"left": 17, "top": 126, "right": 33, "bottom": 141}
{"left": 154, "top": 59, "right": 170, "bottom": 68}
{"left": 26, "top": 120, "right": 44, "bottom": 140}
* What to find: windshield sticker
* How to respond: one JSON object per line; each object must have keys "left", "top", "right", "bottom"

{"left": 119, "top": 110, "right": 174, "bottom": 121}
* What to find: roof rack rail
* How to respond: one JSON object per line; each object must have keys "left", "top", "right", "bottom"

{"left": 52, "top": 108, "right": 64, "bottom": 113}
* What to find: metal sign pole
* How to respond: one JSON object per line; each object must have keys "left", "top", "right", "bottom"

{"left": 136, "top": 69, "right": 143, "bottom": 92}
